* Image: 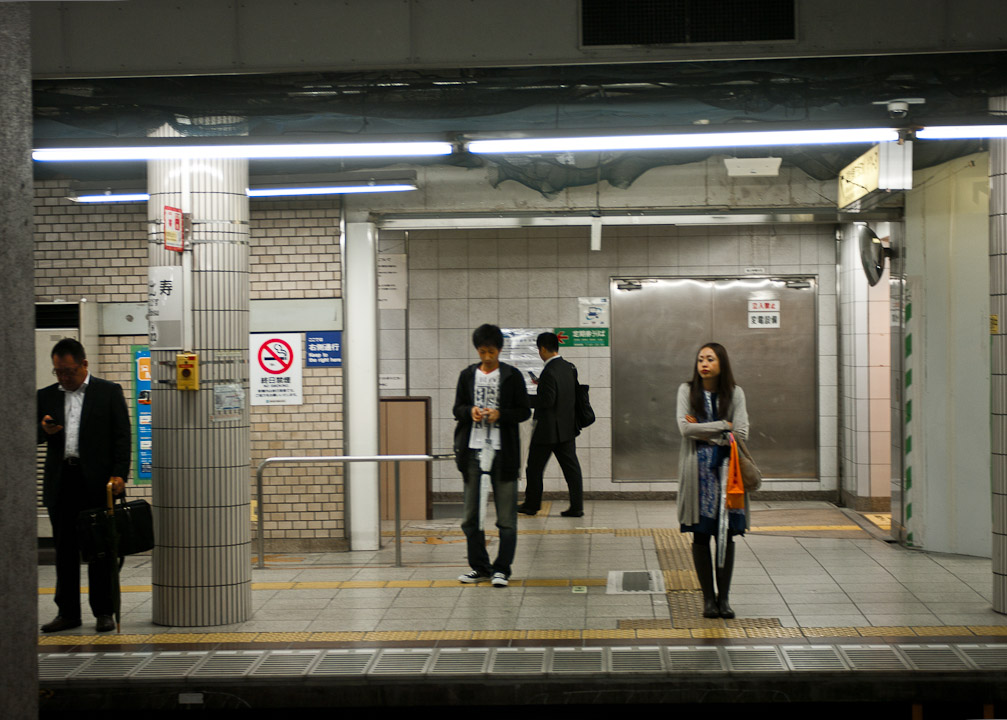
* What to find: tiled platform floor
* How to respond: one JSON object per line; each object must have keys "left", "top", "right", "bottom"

{"left": 37, "top": 501, "right": 1007, "bottom": 646}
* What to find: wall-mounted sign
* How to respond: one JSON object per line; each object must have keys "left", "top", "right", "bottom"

{"left": 556, "top": 327, "right": 610, "bottom": 347}
{"left": 306, "top": 331, "right": 342, "bottom": 366}
{"left": 578, "top": 296, "right": 610, "bottom": 327}
{"left": 250, "top": 333, "right": 303, "bottom": 405}
{"left": 838, "top": 141, "right": 913, "bottom": 210}
{"left": 132, "top": 345, "right": 152, "bottom": 483}
{"left": 164, "top": 206, "right": 185, "bottom": 252}
{"left": 748, "top": 299, "right": 781, "bottom": 328}
{"left": 378, "top": 253, "right": 407, "bottom": 310}
{"left": 148, "top": 266, "right": 183, "bottom": 350}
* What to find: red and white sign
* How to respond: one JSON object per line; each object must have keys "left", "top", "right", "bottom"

{"left": 748, "top": 300, "right": 779, "bottom": 312}
{"left": 250, "top": 333, "right": 303, "bottom": 405}
{"left": 164, "top": 206, "right": 185, "bottom": 252}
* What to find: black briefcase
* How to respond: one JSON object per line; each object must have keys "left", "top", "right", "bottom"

{"left": 76, "top": 496, "right": 155, "bottom": 562}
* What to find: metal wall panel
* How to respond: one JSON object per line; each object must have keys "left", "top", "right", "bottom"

{"left": 611, "top": 276, "right": 817, "bottom": 482}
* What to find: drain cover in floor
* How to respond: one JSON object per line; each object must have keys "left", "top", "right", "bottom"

{"left": 607, "top": 570, "right": 666, "bottom": 594}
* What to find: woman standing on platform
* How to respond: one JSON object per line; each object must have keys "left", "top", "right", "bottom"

{"left": 677, "top": 342, "right": 750, "bottom": 619}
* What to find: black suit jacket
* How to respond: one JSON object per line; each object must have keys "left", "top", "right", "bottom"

{"left": 37, "top": 375, "right": 131, "bottom": 509}
{"left": 531, "top": 356, "right": 579, "bottom": 445}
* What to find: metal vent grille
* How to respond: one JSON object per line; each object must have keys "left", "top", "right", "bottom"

{"left": 899, "top": 645, "right": 972, "bottom": 671}
{"left": 430, "top": 649, "right": 490, "bottom": 676}
{"left": 666, "top": 647, "right": 724, "bottom": 671}
{"left": 39, "top": 654, "right": 97, "bottom": 682}
{"left": 839, "top": 645, "right": 909, "bottom": 671}
{"left": 607, "top": 570, "right": 666, "bottom": 594}
{"left": 309, "top": 650, "right": 376, "bottom": 676}
{"left": 550, "top": 648, "right": 605, "bottom": 675}
{"left": 250, "top": 650, "right": 320, "bottom": 677}
{"left": 725, "top": 647, "right": 786, "bottom": 672}
{"left": 783, "top": 646, "right": 848, "bottom": 671}
{"left": 490, "top": 648, "right": 548, "bottom": 675}
{"left": 131, "top": 651, "right": 209, "bottom": 679}
{"left": 190, "top": 651, "right": 265, "bottom": 678}
{"left": 368, "top": 649, "right": 434, "bottom": 676}
{"left": 581, "top": 0, "right": 796, "bottom": 47}
{"left": 73, "top": 652, "right": 152, "bottom": 679}
{"left": 958, "top": 644, "right": 1007, "bottom": 670}
{"left": 609, "top": 647, "right": 666, "bottom": 674}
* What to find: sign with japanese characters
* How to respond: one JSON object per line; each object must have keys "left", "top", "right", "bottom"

{"left": 148, "top": 266, "right": 184, "bottom": 350}
{"left": 132, "top": 345, "right": 152, "bottom": 483}
{"left": 555, "top": 327, "right": 610, "bottom": 347}
{"left": 306, "top": 331, "right": 342, "bottom": 367}
{"left": 378, "top": 253, "right": 407, "bottom": 310}
{"left": 748, "top": 299, "right": 781, "bottom": 328}
{"left": 250, "top": 333, "right": 303, "bottom": 405}
{"left": 164, "top": 206, "right": 185, "bottom": 252}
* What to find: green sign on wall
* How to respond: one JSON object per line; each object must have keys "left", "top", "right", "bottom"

{"left": 555, "top": 327, "right": 609, "bottom": 347}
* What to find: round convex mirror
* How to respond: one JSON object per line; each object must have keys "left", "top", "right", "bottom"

{"left": 857, "top": 224, "right": 886, "bottom": 286}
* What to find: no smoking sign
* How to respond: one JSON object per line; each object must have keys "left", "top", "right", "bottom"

{"left": 250, "top": 333, "right": 303, "bottom": 406}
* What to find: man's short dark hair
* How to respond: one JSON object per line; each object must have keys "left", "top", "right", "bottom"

{"left": 536, "top": 332, "right": 560, "bottom": 353}
{"left": 52, "top": 338, "right": 86, "bottom": 363}
{"left": 472, "top": 323, "right": 504, "bottom": 350}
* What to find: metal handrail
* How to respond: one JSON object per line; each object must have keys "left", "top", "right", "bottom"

{"left": 254, "top": 453, "right": 453, "bottom": 569}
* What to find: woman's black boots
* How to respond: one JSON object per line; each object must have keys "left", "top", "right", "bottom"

{"left": 716, "top": 540, "right": 736, "bottom": 619}
{"left": 692, "top": 541, "right": 719, "bottom": 618}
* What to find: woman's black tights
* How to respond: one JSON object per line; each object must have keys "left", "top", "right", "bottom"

{"left": 691, "top": 532, "right": 736, "bottom": 619}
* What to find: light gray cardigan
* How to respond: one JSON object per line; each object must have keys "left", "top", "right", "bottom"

{"left": 676, "top": 383, "right": 750, "bottom": 528}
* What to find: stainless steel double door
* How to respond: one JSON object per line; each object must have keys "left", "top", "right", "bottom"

{"left": 611, "top": 276, "right": 818, "bottom": 482}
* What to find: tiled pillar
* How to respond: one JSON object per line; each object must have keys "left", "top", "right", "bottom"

{"left": 343, "top": 219, "right": 381, "bottom": 550}
{"left": 0, "top": 4, "right": 39, "bottom": 716}
{"left": 149, "top": 118, "right": 252, "bottom": 625}
{"left": 991, "top": 95, "right": 1007, "bottom": 613}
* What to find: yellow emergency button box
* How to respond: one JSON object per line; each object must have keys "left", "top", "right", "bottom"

{"left": 176, "top": 352, "right": 199, "bottom": 391}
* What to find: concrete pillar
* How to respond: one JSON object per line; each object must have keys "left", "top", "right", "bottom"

{"left": 149, "top": 119, "right": 252, "bottom": 625}
{"left": 343, "top": 219, "right": 381, "bottom": 550}
{"left": 0, "top": 4, "right": 39, "bottom": 716}
{"left": 991, "top": 95, "right": 1007, "bottom": 613}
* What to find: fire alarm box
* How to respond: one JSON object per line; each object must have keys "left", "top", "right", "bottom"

{"left": 176, "top": 352, "right": 199, "bottom": 390}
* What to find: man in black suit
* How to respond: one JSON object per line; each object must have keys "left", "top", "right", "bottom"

{"left": 37, "top": 338, "right": 130, "bottom": 633}
{"left": 519, "top": 332, "right": 585, "bottom": 518}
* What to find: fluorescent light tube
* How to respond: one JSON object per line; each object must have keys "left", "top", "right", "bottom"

{"left": 246, "top": 184, "right": 417, "bottom": 197}
{"left": 34, "top": 141, "right": 453, "bottom": 162}
{"left": 916, "top": 124, "right": 1007, "bottom": 139}
{"left": 468, "top": 128, "right": 899, "bottom": 154}
{"left": 72, "top": 193, "right": 150, "bottom": 203}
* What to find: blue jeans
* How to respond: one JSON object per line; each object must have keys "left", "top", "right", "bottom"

{"left": 461, "top": 452, "right": 518, "bottom": 577}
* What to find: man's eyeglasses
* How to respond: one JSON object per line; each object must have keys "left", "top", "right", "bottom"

{"left": 52, "top": 366, "right": 82, "bottom": 377}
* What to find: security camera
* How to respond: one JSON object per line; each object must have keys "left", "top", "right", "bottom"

{"left": 887, "top": 101, "right": 909, "bottom": 119}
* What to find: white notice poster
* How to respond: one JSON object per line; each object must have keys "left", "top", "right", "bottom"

{"left": 250, "top": 333, "right": 304, "bottom": 405}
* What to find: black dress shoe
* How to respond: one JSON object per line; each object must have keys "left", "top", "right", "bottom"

{"left": 41, "top": 615, "right": 82, "bottom": 633}
{"left": 560, "top": 509, "right": 584, "bottom": 517}
{"left": 517, "top": 505, "right": 539, "bottom": 515}
{"left": 95, "top": 615, "right": 116, "bottom": 632}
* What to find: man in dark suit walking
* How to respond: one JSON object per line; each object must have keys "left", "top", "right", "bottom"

{"left": 519, "top": 332, "right": 585, "bottom": 518}
{"left": 37, "top": 338, "right": 130, "bottom": 633}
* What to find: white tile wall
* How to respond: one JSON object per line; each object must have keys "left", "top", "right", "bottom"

{"left": 384, "top": 225, "right": 840, "bottom": 497}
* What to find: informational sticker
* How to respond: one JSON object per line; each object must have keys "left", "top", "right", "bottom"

{"left": 132, "top": 345, "right": 152, "bottom": 483}
{"left": 578, "top": 296, "right": 610, "bottom": 327}
{"left": 748, "top": 299, "right": 781, "bottom": 329}
{"left": 250, "top": 333, "right": 303, "bottom": 405}
{"left": 306, "top": 331, "right": 342, "bottom": 367}
{"left": 212, "top": 384, "right": 245, "bottom": 421}
{"left": 501, "top": 327, "right": 550, "bottom": 394}
{"left": 164, "top": 206, "right": 184, "bottom": 252}
{"left": 555, "top": 327, "right": 609, "bottom": 347}
{"left": 148, "top": 266, "right": 184, "bottom": 350}
{"left": 380, "top": 374, "right": 406, "bottom": 391}
{"left": 378, "top": 253, "right": 408, "bottom": 310}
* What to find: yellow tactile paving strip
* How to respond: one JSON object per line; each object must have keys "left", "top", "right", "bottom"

{"left": 40, "top": 522, "right": 1003, "bottom": 647}
{"left": 39, "top": 626, "right": 1007, "bottom": 645}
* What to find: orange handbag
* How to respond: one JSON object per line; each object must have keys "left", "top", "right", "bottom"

{"left": 726, "top": 433, "right": 746, "bottom": 509}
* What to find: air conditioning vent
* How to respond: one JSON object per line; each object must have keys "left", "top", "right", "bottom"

{"left": 581, "top": 0, "right": 796, "bottom": 47}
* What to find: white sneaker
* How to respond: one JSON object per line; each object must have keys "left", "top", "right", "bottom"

{"left": 491, "top": 572, "right": 509, "bottom": 588}
{"left": 458, "top": 570, "right": 490, "bottom": 584}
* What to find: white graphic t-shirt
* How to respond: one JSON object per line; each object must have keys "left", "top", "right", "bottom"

{"left": 469, "top": 368, "right": 501, "bottom": 451}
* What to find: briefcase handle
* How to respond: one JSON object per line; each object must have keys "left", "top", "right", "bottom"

{"left": 106, "top": 480, "right": 115, "bottom": 516}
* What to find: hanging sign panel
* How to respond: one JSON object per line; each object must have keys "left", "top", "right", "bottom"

{"left": 250, "top": 333, "right": 303, "bottom": 405}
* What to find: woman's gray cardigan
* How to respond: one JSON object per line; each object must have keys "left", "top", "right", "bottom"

{"left": 676, "top": 383, "right": 750, "bottom": 528}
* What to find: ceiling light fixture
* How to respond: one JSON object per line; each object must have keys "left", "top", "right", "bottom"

{"left": 34, "top": 140, "right": 454, "bottom": 162}
{"left": 247, "top": 183, "right": 416, "bottom": 197}
{"left": 468, "top": 128, "right": 899, "bottom": 154}
{"left": 915, "top": 124, "right": 1007, "bottom": 140}
{"left": 71, "top": 192, "right": 150, "bottom": 203}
